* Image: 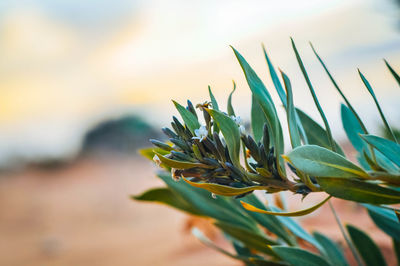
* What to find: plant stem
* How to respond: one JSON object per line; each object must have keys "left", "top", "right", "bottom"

{"left": 328, "top": 201, "right": 364, "bottom": 266}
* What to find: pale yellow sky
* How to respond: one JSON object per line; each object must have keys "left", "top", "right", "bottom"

{"left": 0, "top": 0, "right": 399, "bottom": 164}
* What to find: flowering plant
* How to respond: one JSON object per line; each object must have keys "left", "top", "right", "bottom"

{"left": 134, "top": 39, "right": 400, "bottom": 265}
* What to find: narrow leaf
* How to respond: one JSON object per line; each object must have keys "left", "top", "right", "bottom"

{"left": 240, "top": 196, "right": 330, "bottom": 217}
{"left": 362, "top": 134, "right": 400, "bottom": 167}
{"left": 227, "top": 81, "right": 236, "bottom": 116}
{"left": 172, "top": 100, "right": 200, "bottom": 134}
{"left": 208, "top": 109, "right": 241, "bottom": 166}
{"left": 154, "top": 152, "right": 209, "bottom": 169}
{"left": 251, "top": 95, "right": 266, "bottom": 142}
{"left": 262, "top": 44, "right": 287, "bottom": 108}
{"left": 182, "top": 176, "right": 266, "bottom": 196}
{"left": 311, "top": 42, "right": 368, "bottom": 133}
{"left": 359, "top": 70, "right": 398, "bottom": 143}
{"left": 132, "top": 187, "right": 201, "bottom": 216}
{"left": 318, "top": 177, "right": 400, "bottom": 204}
{"left": 291, "top": 38, "right": 335, "bottom": 151}
{"left": 208, "top": 86, "right": 219, "bottom": 110}
{"left": 271, "top": 246, "right": 330, "bottom": 266}
{"left": 215, "top": 221, "right": 277, "bottom": 255}
{"left": 296, "top": 108, "right": 344, "bottom": 155}
{"left": 231, "top": 46, "right": 285, "bottom": 176}
{"left": 347, "top": 224, "right": 387, "bottom": 266}
{"left": 281, "top": 70, "right": 301, "bottom": 148}
{"left": 139, "top": 147, "right": 169, "bottom": 160}
{"left": 157, "top": 172, "right": 257, "bottom": 230}
{"left": 384, "top": 59, "right": 400, "bottom": 87}
{"left": 239, "top": 195, "right": 295, "bottom": 245}
{"left": 363, "top": 204, "right": 400, "bottom": 241}
{"left": 313, "top": 232, "right": 348, "bottom": 266}
{"left": 270, "top": 206, "right": 323, "bottom": 249}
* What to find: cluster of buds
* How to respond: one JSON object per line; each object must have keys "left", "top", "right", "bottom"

{"left": 150, "top": 100, "right": 304, "bottom": 197}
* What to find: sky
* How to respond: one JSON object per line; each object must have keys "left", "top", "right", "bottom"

{"left": 0, "top": 0, "right": 399, "bottom": 166}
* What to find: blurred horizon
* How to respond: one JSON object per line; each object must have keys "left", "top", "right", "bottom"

{"left": 0, "top": 0, "right": 399, "bottom": 167}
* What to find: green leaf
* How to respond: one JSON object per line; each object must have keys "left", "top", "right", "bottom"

{"left": 359, "top": 70, "right": 398, "bottom": 143}
{"left": 269, "top": 206, "right": 322, "bottom": 250}
{"left": 157, "top": 172, "right": 257, "bottom": 230}
{"left": 238, "top": 195, "right": 295, "bottom": 245}
{"left": 363, "top": 204, "right": 400, "bottom": 241}
{"left": 132, "top": 187, "right": 201, "bottom": 216}
{"left": 182, "top": 176, "right": 268, "bottom": 196}
{"left": 271, "top": 246, "right": 330, "bottom": 266}
{"left": 313, "top": 232, "right": 348, "bottom": 266}
{"left": 291, "top": 38, "right": 335, "bottom": 152}
{"left": 215, "top": 221, "right": 277, "bottom": 255}
{"left": 296, "top": 108, "right": 344, "bottom": 155}
{"left": 285, "top": 145, "right": 368, "bottom": 178}
{"left": 251, "top": 95, "right": 266, "bottom": 142}
{"left": 227, "top": 81, "right": 236, "bottom": 116}
{"left": 208, "top": 86, "right": 219, "bottom": 111}
{"left": 281, "top": 70, "right": 301, "bottom": 148}
{"left": 262, "top": 45, "right": 286, "bottom": 108}
{"left": 384, "top": 59, "right": 400, "bottom": 87}
{"left": 231, "top": 46, "right": 285, "bottom": 176}
{"left": 240, "top": 196, "right": 331, "bottom": 217}
{"left": 310, "top": 42, "right": 368, "bottom": 134}
{"left": 154, "top": 151, "right": 209, "bottom": 169}
{"left": 362, "top": 134, "right": 400, "bottom": 168}
{"left": 318, "top": 177, "right": 400, "bottom": 204}
{"left": 139, "top": 147, "right": 169, "bottom": 160}
{"left": 347, "top": 224, "right": 387, "bottom": 266}
{"left": 172, "top": 100, "right": 201, "bottom": 134}
{"left": 192, "top": 227, "right": 241, "bottom": 260}
{"left": 341, "top": 104, "right": 365, "bottom": 152}
{"left": 394, "top": 239, "right": 400, "bottom": 266}
{"left": 208, "top": 109, "right": 241, "bottom": 166}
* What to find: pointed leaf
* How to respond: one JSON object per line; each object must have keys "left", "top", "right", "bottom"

{"left": 208, "top": 86, "right": 219, "bottom": 110}
{"left": 227, "top": 81, "right": 236, "bottom": 116}
{"left": 281, "top": 70, "right": 301, "bottom": 148}
{"left": 157, "top": 172, "right": 257, "bottom": 230}
{"left": 262, "top": 45, "right": 286, "bottom": 108}
{"left": 182, "top": 176, "right": 267, "bottom": 196}
{"left": 238, "top": 195, "right": 295, "bottom": 245}
{"left": 296, "top": 108, "right": 344, "bottom": 155}
{"left": 139, "top": 147, "right": 169, "bottom": 160}
{"left": 132, "top": 187, "right": 202, "bottom": 216}
{"left": 318, "top": 177, "right": 400, "bottom": 204}
{"left": 384, "top": 59, "right": 400, "bottom": 87}
{"left": 251, "top": 95, "right": 267, "bottom": 142}
{"left": 215, "top": 221, "right": 277, "bottom": 255}
{"left": 313, "top": 232, "right": 348, "bottom": 266}
{"left": 154, "top": 152, "right": 209, "bottom": 169}
{"left": 285, "top": 145, "right": 368, "bottom": 178}
{"left": 359, "top": 70, "right": 398, "bottom": 143}
{"left": 269, "top": 206, "right": 322, "bottom": 250}
{"left": 271, "top": 246, "right": 330, "bottom": 266}
{"left": 231, "top": 46, "right": 285, "bottom": 175}
{"left": 347, "top": 224, "right": 387, "bottom": 266}
{"left": 208, "top": 109, "right": 241, "bottom": 166}
{"left": 362, "top": 134, "right": 400, "bottom": 168}
{"left": 291, "top": 38, "right": 335, "bottom": 151}
{"left": 172, "top": 100, "right": 201, "bottom": 134}
{"left": 363, "top": 204, "right": 400, "bottom": 241}
{"left": 240, "top": 196, "right": 330, "bottom": 217}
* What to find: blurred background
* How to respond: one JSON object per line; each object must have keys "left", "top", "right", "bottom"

{"left": 0, "top": 0, "right": 399, "bottom": 265}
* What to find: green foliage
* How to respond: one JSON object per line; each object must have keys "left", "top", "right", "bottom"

{"left": 134, "top": 40, "right": 400, "bottom": 265}
{"left": 347, "top": 224, "right": 387, "bottom": 266}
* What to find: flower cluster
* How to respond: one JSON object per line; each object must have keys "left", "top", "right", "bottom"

{"left": 150, "top": 100, "right": 304, "bottom": 197}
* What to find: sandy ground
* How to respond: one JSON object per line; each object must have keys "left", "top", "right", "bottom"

{"left": 0, "top": 155, "right": 396, "bottom": 266}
